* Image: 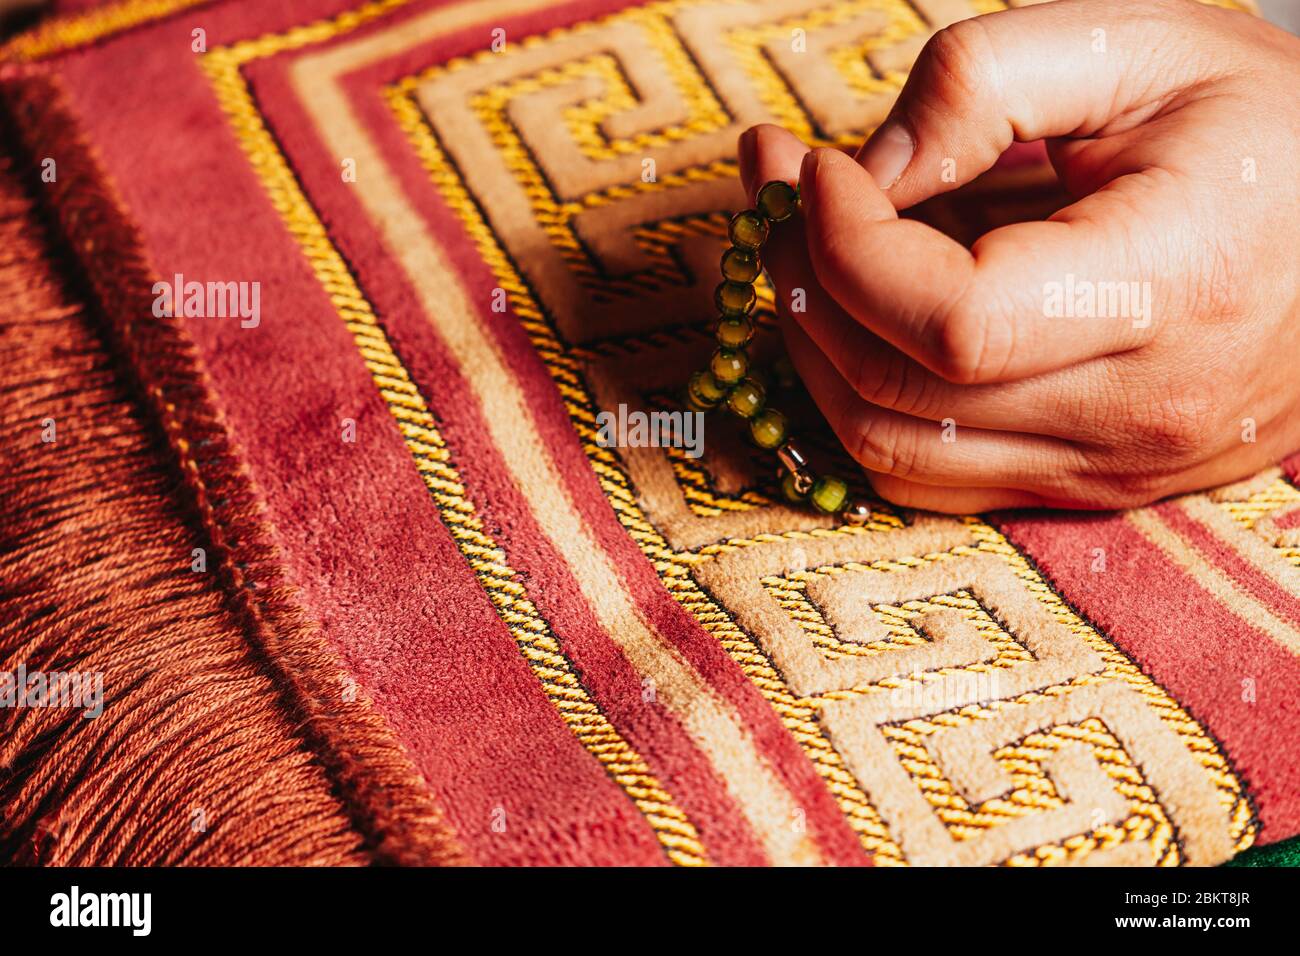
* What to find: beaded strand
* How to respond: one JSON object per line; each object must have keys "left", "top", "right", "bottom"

{"left": 683, "top": 180, "right": 872, "bottom": 526}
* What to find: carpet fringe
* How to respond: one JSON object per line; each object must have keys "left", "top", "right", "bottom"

{"left": 0, "top": 70, "right": 468, "bottom": 866}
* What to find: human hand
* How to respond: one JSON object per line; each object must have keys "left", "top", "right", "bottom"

{"left": 738, "top": 0, "right": 1300, "bottom": 512}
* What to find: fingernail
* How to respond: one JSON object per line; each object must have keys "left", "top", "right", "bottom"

{"left": 858, "top": 119, "right": 914, "bottom": 189}
{"left": 799, "top": 149, "right": 822, "bottom": 195}
{"left": 798, "top": 149, "right": 831, "bottom": 211}
{"left": 737, "top": 127, "right": 758, "bottom": 198}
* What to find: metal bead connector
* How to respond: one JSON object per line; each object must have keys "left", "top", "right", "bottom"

{"left": 776, "top": 440, "right": 809, "bottom": 475}
{"left": 842, "top": 498, "right": 872, "bottom": 526}
{"left": 776, "top": 440, "right": 814, "bottom": 493}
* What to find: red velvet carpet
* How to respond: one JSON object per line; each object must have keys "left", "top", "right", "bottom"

{"left": 1, "top": 0, "right": 1296, "bottom": 866}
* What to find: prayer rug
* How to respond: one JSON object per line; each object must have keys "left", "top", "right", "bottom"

{"left": 1, "top": 0, "right": 1296, "bottom": 866}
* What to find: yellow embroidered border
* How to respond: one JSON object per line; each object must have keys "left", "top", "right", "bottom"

{"left": 724, "top": 0, "right": 924, "bottom": 144}
{"left": 470, "top": 44, "right": 739, "bottom": 299}
{"left": 883, "top": 717, "right": 1179, "bottom": 866}
{"left": 764, "top": 574, "right": 1029, "bottom": 662}
{"left": 0, "top": 0, "right": 1256, "bottom": 65}
{"left": 385, "top": 0, "right": 1256, "bottom": 862}
{"left": 762, "top": 529, "right": 1254, "bottom": 864}
{"left": 66, "top": 0, "right": 1256, "bottom": 865}
{"left": 201, "top": 24, "right": 709, "bottom": 868}
{"left": 389, "top": 81, "right": 905, "bottom": 862}
{"left": 965, "top": 524, "right": 1257, "bottom": 855}
{"left": 0, "top": 0, "right": 210, "bottom": 63}
{"left": 1218, "top": 475, "right": 1300, "bottom": 567}
{"left": 392, "top": 91, "right": 1258, "bottom": 858}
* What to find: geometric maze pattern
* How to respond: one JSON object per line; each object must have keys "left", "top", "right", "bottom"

{"left": 396, "top": 0, "right": 1257, "bottom": 865}
{"left": 207, "top": 0, "right": 1258, "bottom": 864}
{"left": 696, "top": 519, "right": 1254, "bottom": 865}
{"left": 1214, "top": 467, "right": 1300, "bottom": 568}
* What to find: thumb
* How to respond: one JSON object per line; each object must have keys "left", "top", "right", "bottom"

{"left": 856, "top": 0, "right": 1227, "bottom": 207}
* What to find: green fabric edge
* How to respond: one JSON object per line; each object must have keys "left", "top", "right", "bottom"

{"left": 1224, "top": 835, "right": 1300, "bottom": 867}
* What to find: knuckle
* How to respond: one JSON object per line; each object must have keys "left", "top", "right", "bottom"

{"left": 927, "top": 298, "right": 1000, "bottom": 385}
{"left": 1096, "top": 471, "right": 1164, "bottom": 510}
{"left": 1060, "top": 442, "right": 1169, "bottom": 510}
{"left": 1134, "top": 392, "right": 1214, "bottom": 459}
{"left": 1047, "top": 444, "right": 1156, "bottom": 510}
{"left": 1191, "top": 238, "right": 1246, "bottom": 321}
{"left": 1083, "top": 380, "right": 1134, "bottom": 443}
{"left": 848, "top": 417, "right": 921, "bottom": 481}
{"left": 1049, "top": 470, "right": 1155, "bottom": 511}
{"left": 916, "top": 20, "right": 993, "bottom": 112}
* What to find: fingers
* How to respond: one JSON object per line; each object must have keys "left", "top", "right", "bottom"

{"left": 854, "top": 0, "right": 1225, "bottom": 206}
{"left": 739, "top": 126, "right": 1114, "bottom": 436}
{"left": 800, "top": 147, "right": 1163, "bottom": 383}
{"left": 735, "top": 125, "right": 812, "bottom": 347}
{"left": 781, "top": 312, "right": 1087, "bottom": 489}
{"left": 737, "top": 123, "right": 808, "bottom": 206}
{"left": 736, "top": 125, "right": 839, "bottom": 266}
{"left": 867, "top": 473, "right": 1042, "bottom": 514}
{"left": 739, "top": 125, "right": 1128, "bottom": 439}
{"left": 733, "top": 127, "right": 1225, "bottom": 512}
{"left": 788, "top": 283, "right": 1117, "bottom": 438}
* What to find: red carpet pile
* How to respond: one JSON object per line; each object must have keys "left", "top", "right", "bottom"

{"left": 0, "top": 0, "right": 1296, "bottom": 866}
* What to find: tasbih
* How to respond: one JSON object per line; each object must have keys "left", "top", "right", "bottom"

{"left": 682, "top": 180, "right": 873, "bottom": 526}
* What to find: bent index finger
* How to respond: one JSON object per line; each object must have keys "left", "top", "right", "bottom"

{"left": 801, "top": 146, "right": 1157, "bottom": 385}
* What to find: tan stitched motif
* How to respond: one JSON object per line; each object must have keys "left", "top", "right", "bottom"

{"left": 200, "top": 0, "right": 1257, "bottom": 865}
{"left": 388, "top": 0, "right": 1255, "bottom": 864}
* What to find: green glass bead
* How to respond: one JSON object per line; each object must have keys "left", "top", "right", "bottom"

{"left": 780, "top": 470, "right": 809, "bottom": 503}
{"left": 720, "top": 247, "right": 761, "bottom": 283}
{"left": 757, "top": 181, "right": 799, "bottom": 222}
{"left": 728, "top": 210, "right": 769, "bottom": 251}
{"left": 810, "top": 475, "right": 849, "bottom": 514}
{"left": 750, "top": 408, "right": 787, "bottom": 449}
{"left": 683, "top": 390, "right": 713, "bottom": 413}
{"left": 688, "top": 369, "right": 727, "bottom": 406}
{"left": 714, "top": 280, "right": 756, "bottom": 316}
{"left": 715, "top": 315, "right": 754, "bottom": 349}
{"left": 711, "top": 348, "right": 748, "bottom": 386}
{"left": 726, "top": 378, "right": 766, "bottom": 419}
